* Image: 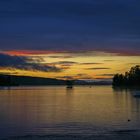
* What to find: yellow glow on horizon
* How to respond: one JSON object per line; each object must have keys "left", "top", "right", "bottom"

{"left": 0, "top": 54, "right": 140, "bottom": 80}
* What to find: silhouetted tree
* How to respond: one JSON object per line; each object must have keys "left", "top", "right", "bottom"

{"left": 113, "top": 65, "right": 140, "bottom": 86}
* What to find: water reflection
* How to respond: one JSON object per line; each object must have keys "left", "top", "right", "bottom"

{"left": 113, "top": 86, "right": 140, "bottom": 124}
{"left": 66, "top": 87, "right": 74, "bottom": 95}
{"left": 0, "top": 86, "right": 140, "bottom": 139}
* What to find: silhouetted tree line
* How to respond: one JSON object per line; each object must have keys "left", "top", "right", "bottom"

{"left": 0, "top": 75, "right": 12, "bottom": 86}
{"left": 113, "top": 65, "right": 140, "bottom": 86}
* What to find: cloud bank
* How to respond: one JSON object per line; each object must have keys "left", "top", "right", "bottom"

{"left": 0, "top": 53, "right": 62, "bottom": 72}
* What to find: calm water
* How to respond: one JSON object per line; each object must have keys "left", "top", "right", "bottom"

{"left": 0, "top": 86, "right": 140, "bottom": 140}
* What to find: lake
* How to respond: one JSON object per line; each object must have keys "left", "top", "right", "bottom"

{"left": 0, "top": 86, "right": 140, "bottom": 140}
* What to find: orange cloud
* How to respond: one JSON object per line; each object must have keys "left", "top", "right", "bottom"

{"left": 0, "top": 50, "right": 65, "bottom": 56}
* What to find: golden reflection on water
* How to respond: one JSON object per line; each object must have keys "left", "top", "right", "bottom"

{"left": 0, "top": 86, "right": 140, "bottom": 138}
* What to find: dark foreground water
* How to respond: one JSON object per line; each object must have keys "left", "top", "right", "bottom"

{"left": 0, "top": 86, "right": 140, "bottom": 140}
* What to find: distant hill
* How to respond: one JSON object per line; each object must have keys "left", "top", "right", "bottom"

{"left": 0, "top": 74, "right": 112, "bottom": 86}
{"left": 0, "top": 74, "right": 66, "bottom": 86}
{"left": 75, "top": 80, "right": 112, "bottom": 85}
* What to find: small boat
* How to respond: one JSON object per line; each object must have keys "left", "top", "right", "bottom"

{"left": 66, "top": 80, "right": 74, "bottom": 89}
{"left": 133, "top": 91, "right": 140, "bottom": 97}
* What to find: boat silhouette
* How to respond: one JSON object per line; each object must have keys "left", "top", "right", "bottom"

{"left": 66, "top": 80, "right": 74, "bottom": 89}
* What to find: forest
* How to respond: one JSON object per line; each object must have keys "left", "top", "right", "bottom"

{"left": 113, "top": 65, "right": 140, "bottom": 86}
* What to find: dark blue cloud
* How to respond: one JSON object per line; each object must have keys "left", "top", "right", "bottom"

{"left": 0, "top": 0, "right": 140, "bottom": 54}
{"left": 0, "top": 53, "right": 62, "bottom": 72}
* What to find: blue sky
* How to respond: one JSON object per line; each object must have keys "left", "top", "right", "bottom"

{"left": 0, "top": 0, "right": 140, "bottom": 54}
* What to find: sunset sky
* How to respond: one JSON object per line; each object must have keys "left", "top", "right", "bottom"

{"left": 0, "top": 0, "right": 140, "bottom": 81}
